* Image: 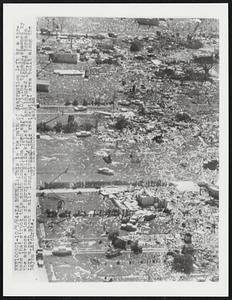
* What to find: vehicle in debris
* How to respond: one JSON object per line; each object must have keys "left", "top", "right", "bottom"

{"left": 36, "top": 248, "right": 44, "bottom": 259}
{"left": 45, "top": 209, "right": 58, "bottom": 218}
{"left": 97, "top": 167, "right": 114, "bottom": 176}
{"left": 118, "top": 100, "right": 131, "bottom": 106}
{"left": 130, "top": 241, "right": 143, "bottom": 254}
{"left": 40, "top": 28, "right": 51, "bottom": 36}
{"left": 105, "top": 248, "right": 121, "bottom": 258}
{"left": 93, "top": 111, "right": 113, "bottom": 118}
{"left": 120, "top": 107, "right": 129, "bottom": 112}
{"left": 131, "top": 99, "right": 144, "bottom": 106}
{"left": 37, "top": 102, "right": 40, "bottom": 108}
{"left": 108, "top": 32, "right": 118, "bottom": 38}
{"left": 58, "top": 210, "right": 71, "bottom": 218}
{"left": 73, "top": 105, "right": 87, "bottom": 112}
{"left": 145, "top": 123, "right": 156, "bottom": 133}
{"left": 52, "top": 246, "right": 72, "bottom": 257}
{"left": 76, "top": 131, "right": 92, "bottom": 138}
{"left": 134, "top": 54, "right": 145, "bottom": 60}
{"left": 112, "top": 237, "right": 127, "bottom": 250}
{"left": 37, "top": 258, "right": 44, "bottom": 268}
{"left": 121, "top": 223, "right": 137, "bottom": 232}
{"left": 36, "top": 248, "right": 44, "bottom": 267}
{"left": 103, "top": 154, "right": 112, "bottom": 164}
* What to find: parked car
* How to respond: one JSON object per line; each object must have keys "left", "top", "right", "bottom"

{"left": 97, "top": 167, "right": 114, "bottom": 176}
{"left": 36, "top": 248, "right": 44, "bottom": 267}
{"left": 105, "top": 248, "right": 121, "bottom": 258}
{"left": 76, "top": 131, "right": 92, "bottom": 137}
{"left": 118, "top": 100, "right": 131, "bottom": 106}
{"left": 131, "top": 99, "right": 144, "bottom": 106}
{"left": 37, "top": 258, "right": 44, "bottom": 268}
{"left": 73, "top": 106, "right": 87, "bottom": 112}
{"left": 52, "top": 246, "right": 72, "bottom": 256}
{"left": 36, "top": 248, "right": 43, "bottom": 259}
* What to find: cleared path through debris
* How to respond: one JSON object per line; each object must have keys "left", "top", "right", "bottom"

{"left": 43, "top": 248, "right": 167, "bottom": 256}
{"left": 36, "top": 186, "right": 130, "bottom": 195}
{"left": 38, "top": 105, "right": 112, "bottom": 110}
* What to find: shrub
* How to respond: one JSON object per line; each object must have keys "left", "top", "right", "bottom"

{"left": 63, "top": 121, "right": 78, "bottom": 133}
{"left": 44, "top": 182, "right": 71, "bottom": 189}
{"left": 130, "top": 40, "right": 143, "bottom": 52}
{"left": 82, "top": 99, "right": 88, "bottom": 106}
{"left": 108, "top": 230, "right": 119, "bottom": 241}
{"left": 53, "top": 122, "right": 63, "bottom": 133}
{"left": 72, "top": 99, "right": 79, "bottom": 106}
{"left": 65, "top": 100, "right": 71, "bottom": 106}
{"left": 80, "top": 122, "right": 94, "bottom": 131}
{"left": 114, "top": 115, "right": 129, "bottom": 131}
{"left": 175, "top": 112, "right": 192, "bottom": 123}
{"left": 183, "top": 39, "right": 203, "bottom": 49}
{"left": 37, "top": 122, "right": 52, "bottom": 132}
{"left": 173, "top": 254, "right": 194, "bottom": 274}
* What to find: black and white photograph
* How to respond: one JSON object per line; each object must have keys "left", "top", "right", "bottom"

{"left": 36, "top": 16, "right": 220, "bottom": 283}
{"left": 3, "top": 3, "right": 229, "bottom": 297}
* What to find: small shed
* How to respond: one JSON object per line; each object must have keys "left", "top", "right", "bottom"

{"left": 37, "top": 79, "right": 50, "bottom": 92}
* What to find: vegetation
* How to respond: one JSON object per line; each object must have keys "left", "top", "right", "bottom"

{"left": 82, "top": 99, "right": 88, "bottom": 106}
{"left": 53, "top": 121, "right": 63, "bottom": 133}
{"left": 193, "top": 53, "right": 218, "bottom": 80}
{"left": 108, "top": 230, "right": 119, "bottom": 241}
{"left": 183, "top": 39, "right": 203, "bottom": 49}
{"left": 114, "top": 115, "right": 129, "bottom": 131}
{"left": 37, "top": 122, "right": 52, "bottom": 132}
{"left": 65, "top": 100, "right": 71, "bottom": 106}
{"left": 72, "top": 99, "right": 79, "bottom": 106}
{"left": 79, "top": 122, "right": 94, "bottom": 131}
{"left": 63, "top": 121, "right": 79, "bottom": 133}
{"left": 130, "top": 40, "right": 143, "bottom": 52}
{"left": 173, "top": 254, "right": 194, "bottom": 274}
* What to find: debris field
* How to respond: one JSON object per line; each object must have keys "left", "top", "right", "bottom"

{"left": 36, "top": 17, "right": 219, "bottom": 282}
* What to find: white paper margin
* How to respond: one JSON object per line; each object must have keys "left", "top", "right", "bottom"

{"left": 3, "top": 3, "right": 228, "bottom": 297}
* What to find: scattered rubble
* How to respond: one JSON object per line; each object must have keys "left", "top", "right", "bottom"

{"left": 49, "top": 52, "right": 78, "bottom": 64}
{"left": 37, "top": 17, "right": 219, "bottom": 282}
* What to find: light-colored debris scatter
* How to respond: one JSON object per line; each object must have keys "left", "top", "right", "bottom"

{"left": 36, "top": 17, "right": 219, "bottom": 282}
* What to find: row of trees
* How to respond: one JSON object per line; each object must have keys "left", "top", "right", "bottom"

{"left": 37, "top": 119, "right": 96, "bottom": 133}
{"left": 37, "top": 17, "right": 77, "bottom": 34}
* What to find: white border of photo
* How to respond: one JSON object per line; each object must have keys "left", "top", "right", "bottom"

{"left": 3, "top": 3, "right": 228, "bottom": 297}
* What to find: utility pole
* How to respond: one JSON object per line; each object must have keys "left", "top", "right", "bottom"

{"left": 48, "top": 165, "right": 70, "bottom": 185}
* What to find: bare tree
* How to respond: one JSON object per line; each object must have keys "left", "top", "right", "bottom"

{"left": 193, "top": 52, "right": 218, "bottom": 81}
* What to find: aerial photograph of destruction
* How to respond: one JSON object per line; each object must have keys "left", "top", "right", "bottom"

{"left": 36, "top": 17, "right": 219, "bottom": 282}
